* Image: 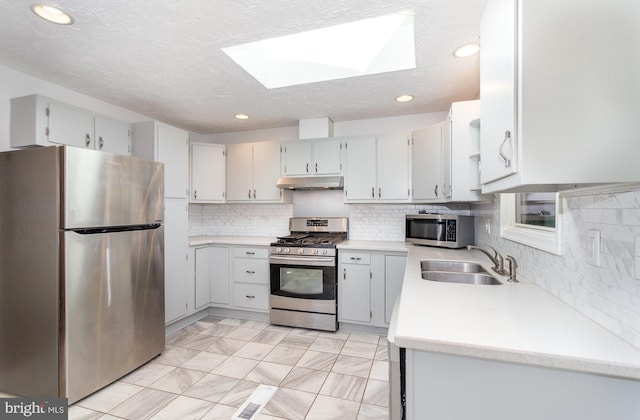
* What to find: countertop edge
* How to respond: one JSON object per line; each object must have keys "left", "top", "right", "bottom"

{"left": 189, "top": 235, "right": 274, "bottom": 247}
{"left": 394, "top": 335, "right": 640, "bottom": 381}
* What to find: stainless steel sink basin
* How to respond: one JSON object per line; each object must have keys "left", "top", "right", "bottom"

{"left": 421, "top": 271, "right": 502, "bottom": 285}
{"left": 420, "top": 260, "right": 488, "bottom": 273}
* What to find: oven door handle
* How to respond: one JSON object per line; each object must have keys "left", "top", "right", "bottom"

{"left": 269, "top": 255, "right": 334, "bottom": 266}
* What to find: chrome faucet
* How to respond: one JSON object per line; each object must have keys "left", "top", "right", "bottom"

{"left": 466, "top": 245, "right": 508, "bottom": 275}
{"left": 505, "top": 255, "right": 519, "bottom": 282}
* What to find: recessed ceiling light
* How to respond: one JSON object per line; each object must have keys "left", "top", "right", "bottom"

{"left": 453, "top": 42, "right": 480, "bottom": 58}
{"left": 234, "top": 114, "right": 250, "bottom": 120}
{"left": 30, "top": 4, "right": 74, "bottom": 25}
{"left": 395, "top": 95, "right": 414, "bottom": 103}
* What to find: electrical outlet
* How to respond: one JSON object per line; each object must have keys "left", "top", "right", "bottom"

{"left": 587, "top": 229, "right": 601, "bottom": 267}
{"left": 635, "top": 235, "right": 640, "bottom": 280}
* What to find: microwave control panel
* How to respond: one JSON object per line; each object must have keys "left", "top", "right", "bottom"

{"left": 446, "top": 220, "right": 457, "bottom": 241}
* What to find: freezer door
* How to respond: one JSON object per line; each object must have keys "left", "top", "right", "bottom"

{"left": 63, "top": 146, "right": 164, "bottom": 229}
{"left": 62, "top": 226, "right": 164, "bottom": 403}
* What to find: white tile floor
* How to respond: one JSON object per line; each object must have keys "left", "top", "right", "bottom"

{"left": 68, "top": 316, "right": 390, "bottom": 419}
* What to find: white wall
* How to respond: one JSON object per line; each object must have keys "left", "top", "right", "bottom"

{"left": 0, "top": 64, "right": 150, "bottom": 152}
{"left": 194, "top": 112, "right": 448, "bottom": 145}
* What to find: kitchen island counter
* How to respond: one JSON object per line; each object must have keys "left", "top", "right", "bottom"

{"left": 393, "top": 246, "right": 640, "bottom": 381}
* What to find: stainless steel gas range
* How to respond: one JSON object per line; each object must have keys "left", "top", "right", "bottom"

{"left": 269, "top": 217, "right": 348, "bottom": 332}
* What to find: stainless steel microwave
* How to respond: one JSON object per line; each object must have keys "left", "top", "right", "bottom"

{"left": 405, "top": 214, "right": 474, "bottom": 248}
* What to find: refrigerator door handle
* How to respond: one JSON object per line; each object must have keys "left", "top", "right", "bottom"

{"left": 69, "top": 223, "right": 162, "bottom": 235}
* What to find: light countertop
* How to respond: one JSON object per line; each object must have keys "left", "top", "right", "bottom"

{"left": 392, "top": 246, "right": 640, "bottom": 381}
{"left": 189, "top": 236, "right": 274, "bottom": 247}
{"left": 337, "top": 240, "right": 410, "bottom": 253}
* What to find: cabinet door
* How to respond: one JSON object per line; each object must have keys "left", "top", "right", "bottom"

{"left": 339, "top": 263, "right": 371, "bottom": 323}
{"left": 210, "top": 247, "right": 230, "bottom": 305}
{"left": 252, "top": 142, "right": 282, "bottom": 201}
{"left": 480, "top": 0, "right": 518, "bottom": 184}
{"left": 441, "top": 118, "right": 452, "bottom": 199}
{"left": 194, "top": 247, "right": 211, "bottom": 310}
{"left": 313, "top": 139, "right": 342, "bottom": 175}
{"left": 412, "top": 124, "right": 443, "bottom": 201}
{"left": 384, "top": 255, "right": 406, "bottom": 325}
{"left": 191, "top": 143, "right": 225, "bottom": 202}
{"left": 48, "top": 102, "right": 94, "bottom": 149}
{"left": 164, "top": 198, "right": 188, "bottom": 323}
{"left": 225, "top": 143, "right": 252, "bottom": 201}
{"left": 283, "top": 142, "right": 312, "bottom": 176}
{"left": 344, "top": 137, "right": 376, "bottom": 201}
{"left": 377, "top": 135, "right": 410, "bottom": 201}
{"left": 94, "top": 116, "right": 130, "bottom": 155}
{"left": 157, "top": 124, "right": 189, "bottom": 199}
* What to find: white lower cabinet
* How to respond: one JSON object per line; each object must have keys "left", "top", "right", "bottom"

{"left": 194, "top": 246, "right": 230, "bottom": 309}
{"left": 405, "top": 349, "right": 640, "bottom": 420}
{"left": 192, "top": 244, "right": 269, "bottom": 315}
{"left": 232, "top": 247, "right": 269, "bottom": 311}
{"left": 338, "top": 250, "right": 407, "bottom": 327}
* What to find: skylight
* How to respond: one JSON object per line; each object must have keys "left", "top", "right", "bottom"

{"left": 222, "top": 10, "right": 416, "bottom": 89}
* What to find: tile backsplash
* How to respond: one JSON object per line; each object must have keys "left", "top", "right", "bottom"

{"left": 474, "top": 188, "right": 640, "bottom": 350}
{"left": 189, "top": 203, "right": 292, "bottom": 237}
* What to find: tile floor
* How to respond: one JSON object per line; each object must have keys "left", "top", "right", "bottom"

{"left": 68, "top": 316, "right": 390, "bottom": 419}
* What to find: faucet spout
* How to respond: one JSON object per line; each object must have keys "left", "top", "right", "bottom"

{"left": 466, "top": 245, "right": 508, "bottom": 275}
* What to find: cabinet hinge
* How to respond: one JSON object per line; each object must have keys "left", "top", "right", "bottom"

{"left": 370, "top": 311, "right": 373, "bottom": 319}
{"left": 369, "top": 272, "right": 372, "bottom": 279}
{"left": 340, "top": 163, "right": 342, "bottom": 170}
{"left": 280, "top": 145, "right": 283, "bottom": 153}
{"left": 340, "top": 143, "right": 343, "bottom": 150}
{"left": 45, "top": 107, "right": 50, "bottom": 117}
{"left": 45, "top": 127, "right": 50, "bottom": 136}
{"left": 344, "top": 142, "right": 348, "bottom": 149}
{"left": 407, "top": 138, "right": 410, "bottom": 146}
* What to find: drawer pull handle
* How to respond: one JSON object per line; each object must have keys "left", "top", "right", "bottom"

{"left": 246, "top": 270, "right": 255, "bottom": 274}
{"left": 245, "top": 251, "right": 255, "bottom": 255}
{"left": 350, "top": 257, "right": 361, "bottom": 261}
{"left": 246, "top": 295, "right": 255, "bottom": 299}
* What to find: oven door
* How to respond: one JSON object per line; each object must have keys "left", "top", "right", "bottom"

{"left": 269, "top": 255, "right": 336, "bottom": 301}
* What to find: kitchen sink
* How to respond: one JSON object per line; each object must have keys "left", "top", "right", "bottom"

{"left": 420, "top": 259, "right": 502, "bottom": 285}
{"left": 421, "top": 271, "right": 502, "bottom": 285}
{"left": 420, "top": 260, "right": 488, "bottom": 273}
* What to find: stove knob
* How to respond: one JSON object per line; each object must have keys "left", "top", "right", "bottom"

{"left": 312, "top": 249, "right": 319, "bottom": 255}
{"left": 276, "top": 247, "right": 282, "bottom": 253}
{"left": 298, "top": 248, "right": 304, "bottom": 254}
{"left": 284, "top": 248, "right": 290, "bottom": 253}
{"left": 323, "top": 249, "right": 328, "bottom": 255}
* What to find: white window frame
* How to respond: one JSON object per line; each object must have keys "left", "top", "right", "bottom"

{"left": 500, "top": 193, "right": 562, "bottom": 255}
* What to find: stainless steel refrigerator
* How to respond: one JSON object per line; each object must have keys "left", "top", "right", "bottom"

{"left": 0, "top": 145, "right": 165, "bottom": 404}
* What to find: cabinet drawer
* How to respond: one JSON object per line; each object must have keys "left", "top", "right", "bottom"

{"left": 233, "top": 247, "right": 269, "bottom": 259}
{"left": 233, "top": 283, "right": 269, "bottom": 311}
{"left": 234, "top": 258, "right": 269, "bottom": 284}
{"left": 340, "top": 252, "right": 371, "bottom": 265}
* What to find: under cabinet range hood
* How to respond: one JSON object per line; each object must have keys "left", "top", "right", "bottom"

{"left": 277, "top": 176, "right": 343, "bottom": 190}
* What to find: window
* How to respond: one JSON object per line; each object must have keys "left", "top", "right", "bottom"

{"left": 500, "top": 193, "right": 562, "bottom": 255}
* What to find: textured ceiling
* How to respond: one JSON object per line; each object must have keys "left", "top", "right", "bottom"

{"left": 0, "top": 0, "right": 487, "bottom": 134}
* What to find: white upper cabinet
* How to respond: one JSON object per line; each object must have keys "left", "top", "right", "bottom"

{"left": 10, "top": 94, "right": 130, "bottom": 155}
{"left": 411, "top": 123, "right": 444, "bottom": 202}
{"left": 131, "top": 121, "right": 189, "bottom": 199}
{"left": 94, "top": 116, "right": 131, "bottom": 155}
{"left": 190, "top": 142, "right": 225, "bottom": 203}
{"left": 480, "top": 0, "right": 640, "bottom": 192}
{"left": 444, "top": 100, "right": 493, "bottom": 202}
{"left": 344, "top": 135, "right": 410, "bottom": 202}
{"left": 282, "top": 138, "right": 342, "bottom": 176}
{"left": 227, "top": 142, "right": 284, "bottom": 202}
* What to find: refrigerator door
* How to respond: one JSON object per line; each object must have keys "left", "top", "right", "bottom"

{"left": 63, "top": 146, "right": 164, "bottom": 229}
{"left": 62, "top": 226, "right": 165, "bottom": 403}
